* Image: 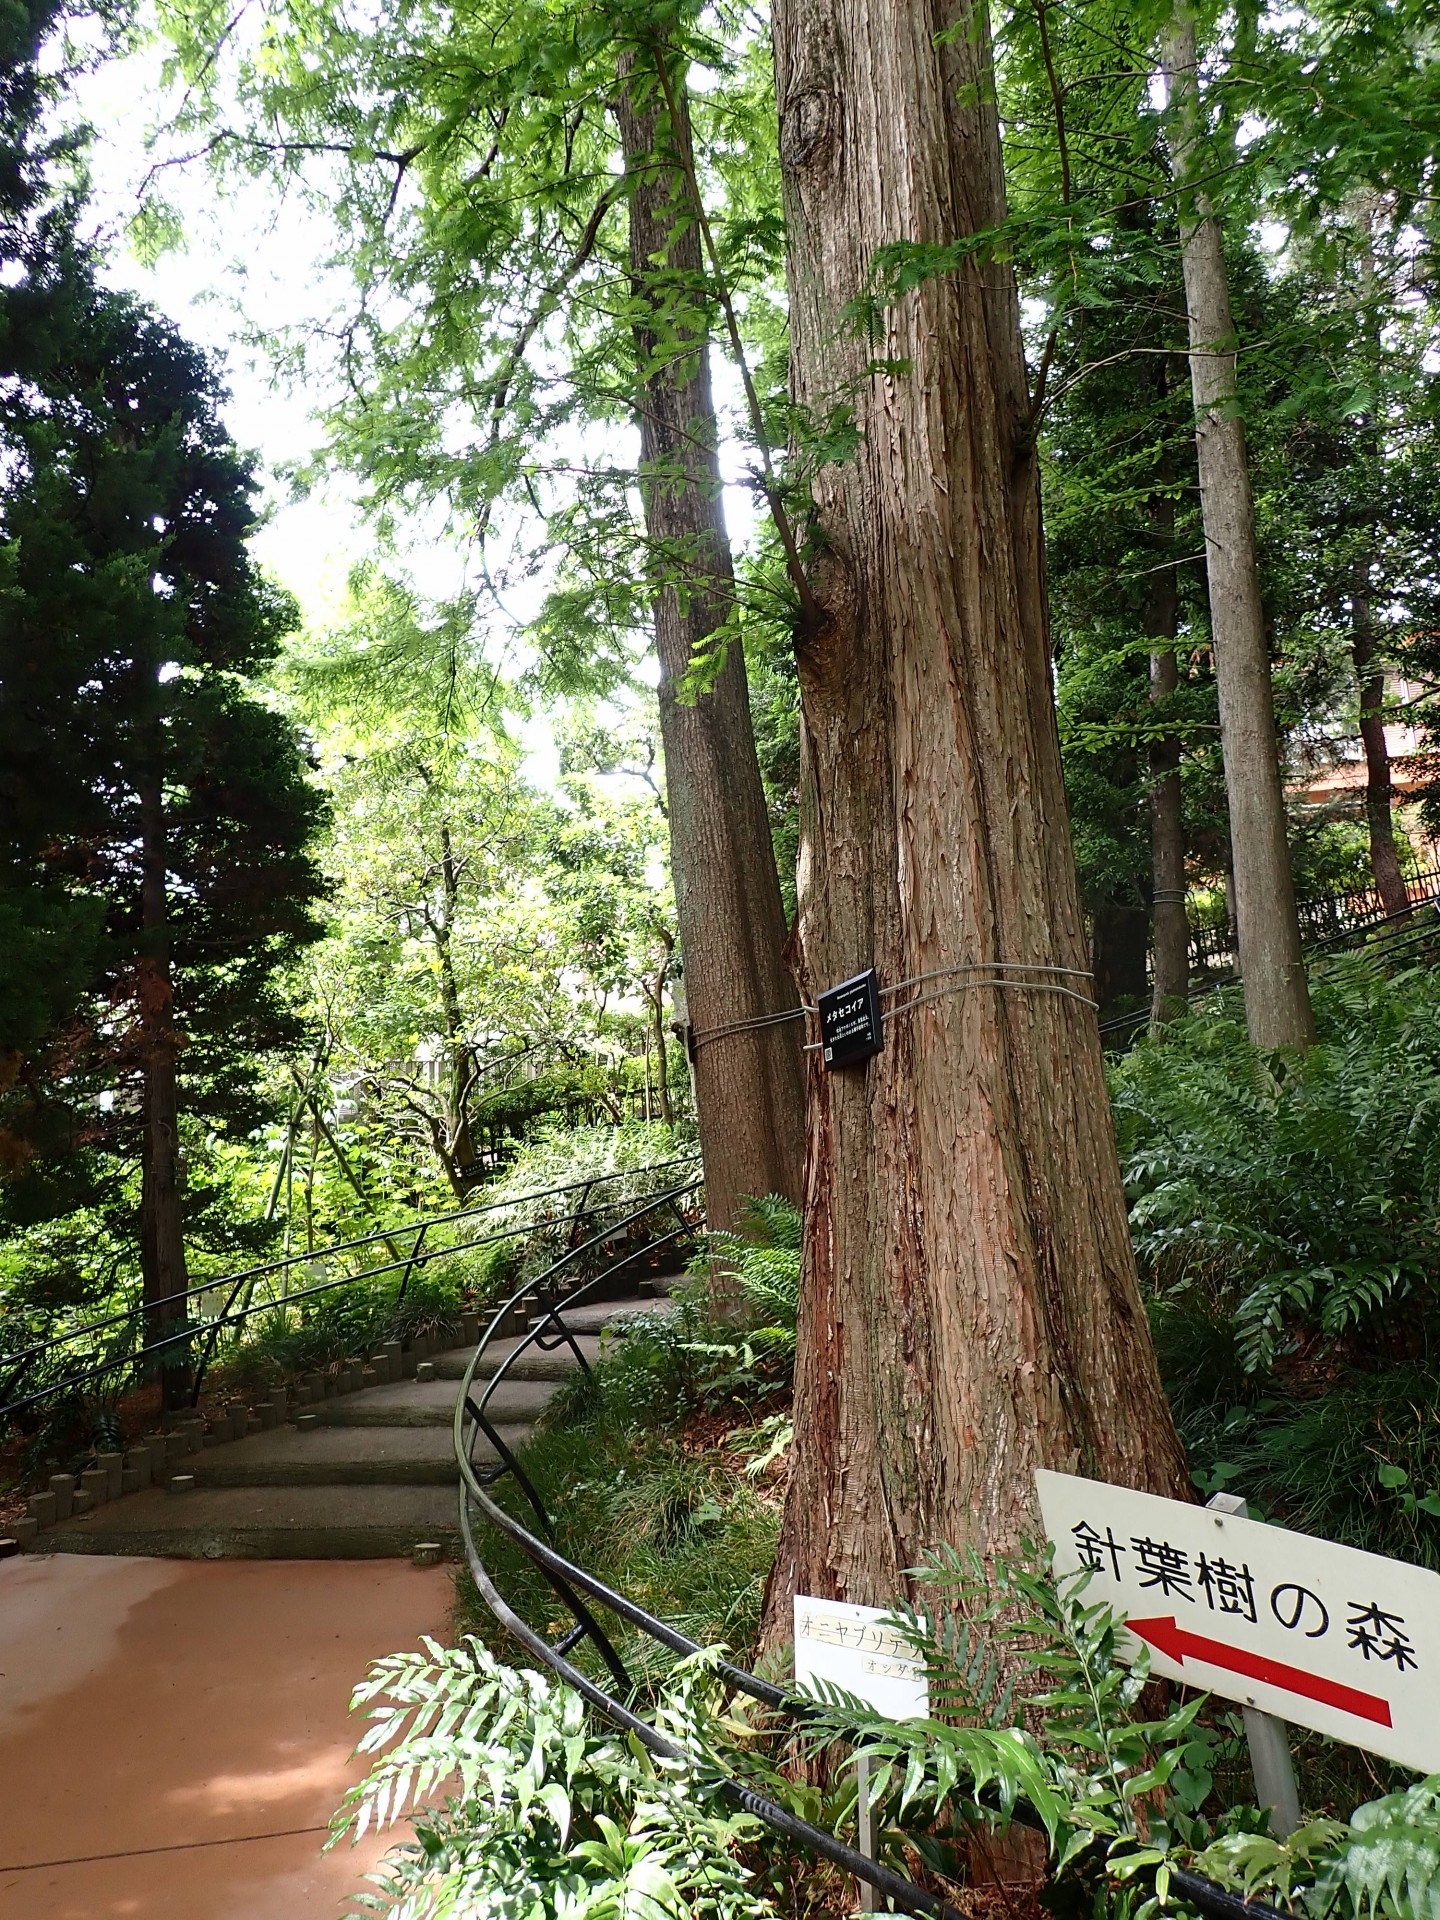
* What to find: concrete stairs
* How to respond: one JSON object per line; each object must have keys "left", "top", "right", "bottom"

{"left": 23, "top": 1294, "right": 671, "bottom": 1562}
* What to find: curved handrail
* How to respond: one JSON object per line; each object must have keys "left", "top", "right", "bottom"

{"left": 452, "top": 1191, "right": 975, "bottom": 1917}
{"left": 0, "top": 1154, "right": 700, "bottom": 1423}
{"left": 1099, "top": 891, "right": 1440, "bottom": 1039}
{"left": 1, "top": 1153, "right": 702, "bottom": 1376}
{"left": 453, "top": 1208, "right": 1288, "bottom": 1920}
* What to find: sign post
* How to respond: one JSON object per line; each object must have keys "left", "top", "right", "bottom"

{"left": 1037, "top": 1469, "right": 1440, "bottom": 1777}
{"left": 794, "top": 1595, "right": 930, "bottom": 1912}
{"left": 1206, "top": 1491, "right": 1300, "bottom": 1835}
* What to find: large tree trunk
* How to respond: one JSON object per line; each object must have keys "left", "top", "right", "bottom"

{"left": 1147, "top": 489, "right": 1188, "bottom": 1027}
{"left": 763, "top": 0, "right": 1189, "bottom": 1631}
{"left": 1161, "top": 7, "right": 1313, "bottom": 1049}
{"left": 614, "top": 57, "right": 807, "bottom": 1234}
{"left": 137, "top": 771, "right": 189, "bottom": 1405}
{"left": 1352, "top": 577, "right": 1408, "bottom": 918}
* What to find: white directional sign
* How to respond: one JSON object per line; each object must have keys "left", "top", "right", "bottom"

{"left": 793, "top": 1595, "right": 930, "bottom": 1720}
{"left": 1037, "top": 1469, "right": 1440, "bottom": 1774}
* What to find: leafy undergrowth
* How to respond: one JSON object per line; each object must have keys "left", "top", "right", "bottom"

{"left": 343, "top": 1551, "right": 1440, "bottom": 1920}
{"left": 455, "top": 1395, "right": 787, "bottom": 1686}
{"left": 1113, "top": 953, "right": 1440, "bottom": 1569}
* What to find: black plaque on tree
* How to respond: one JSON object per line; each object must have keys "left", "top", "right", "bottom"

{"left": 818, "top": 968, "right": 883, "bottom": 1069}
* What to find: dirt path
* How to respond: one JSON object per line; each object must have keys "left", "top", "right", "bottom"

{"left": 0, "top": 1555, "right": 450, "bottom": 1919}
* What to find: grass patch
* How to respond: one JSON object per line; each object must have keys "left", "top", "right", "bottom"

{"left": 455, "top": 1277, "right": 790, "bottom": 1685}
{"left": 456, "top": 1399, "right": 783, "bottom": 1684}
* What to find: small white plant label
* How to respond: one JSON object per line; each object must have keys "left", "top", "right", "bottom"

{"left": 793, "top": 1595, "right": 930, "bottom": 1720}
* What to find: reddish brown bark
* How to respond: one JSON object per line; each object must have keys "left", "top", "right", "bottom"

{"left": 615, "top": 57, "right": 807, "bottom": 1234}
{"left": 762, "top": 0, "right": 1189, "bottom": 1632}
{"left": 137, "top": 771, "right": 189, "bottom": 1403}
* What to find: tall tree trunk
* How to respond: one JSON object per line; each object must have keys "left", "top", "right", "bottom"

{"left": 1346, "top": 194, "right": 1408, "bottom": 920}
{"left": 137, "top": 771, "right": 189, "bottom": 1405}
{"left": 763, "top": 0, "right": 1189, "bottom": 1631}
{"left": 1161, "top": 6, "right": 1314, "bottom": 1049}
{"left": 614, "top": 56, "right": 807, "bottom": 1233}
{"left": 1353, "top": 577, "right": 1408, "bottom": 917}
{"left": 1148, "top": 487, "right": 1188, "bottom": 1027}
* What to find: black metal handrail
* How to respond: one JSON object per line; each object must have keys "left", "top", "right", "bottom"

{"left": 0, "top": 1154, "right": 700, "bottom": 1423}
{"left": 1, "top": 1153, "right": 702, "bottom": 1375}
{"left": 1100, "top": 891, "right": 1440, "bottom": 1040}
{"left": 1185, "top": 865, "right": 1440, "bottom": 974}
{"left": 453, "top": 1209, "right": 1287, "bottom": 1920}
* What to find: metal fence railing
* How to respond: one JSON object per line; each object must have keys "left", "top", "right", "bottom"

{"left": 1187, "top": 865, "right": 1440, "bottom": 976}
{"left": 1101, "top": 885, "right": 1440, "bottom": 1043}
{"left": 0, "top": 1154, "right": 702, "bottom": 1427}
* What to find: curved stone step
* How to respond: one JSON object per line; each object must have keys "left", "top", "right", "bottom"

{"left": 323, "top": 1376, "right": 561, "bottom": 1428}
{"left": 38, "top": 1482, "right": 462, "bottom": 1560}
{"left": 433, "top": 1333, "right": 602, "bottom": 1382}
{"left": 191, "top": 1421, "right": 525, "bottom": 1488}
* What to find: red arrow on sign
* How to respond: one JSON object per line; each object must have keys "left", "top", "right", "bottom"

{"left": 1128, "top": 1616, "right": 1393, "bottom": 1728}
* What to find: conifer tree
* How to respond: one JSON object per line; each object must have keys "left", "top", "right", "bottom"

{"left": 1, "top": 251, "right": 326, "bottom": 1346}
{"left": 763, "top": 0, "right": 1189, "bottom": 1626}
{"left": 151, "top": 0, "right": 809, "bottom": 1232}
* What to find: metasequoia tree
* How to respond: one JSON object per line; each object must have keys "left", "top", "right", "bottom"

{"left": 1161, "top": 6, "right": 1314, "bottom": 1049}
{"left": 152, "top": 0, "right": 807, "bottom": 1229}
{"left": 762, "top": 0, "right": 1189, "bottom": 1625}
{"left": 614, "top": 50, "right": 806, "bottom": 1231}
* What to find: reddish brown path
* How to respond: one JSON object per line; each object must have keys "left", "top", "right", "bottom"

{"left": 0, "top": 1555, "right": 451, "bottom": 1919}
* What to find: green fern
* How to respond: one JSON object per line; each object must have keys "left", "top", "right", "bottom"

{"left": 1114, "top": 958, "right": 1440, "bottom": 1375}
{"left": 701, "top": 1194, "right": 802, "bottom": 1339}
{"left": 333, "top": 1638, "right": 784, "bottom": 1918}
{"left": 1196, "top": 1778, "right": 1440, "bottom": 1920}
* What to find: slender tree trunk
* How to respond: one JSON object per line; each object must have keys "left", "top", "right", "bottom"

{"left": 433, "top": 821, "right": 477, "bottom": 1187}
{"left": 614, "top": 55, "right": 807, "bottom": 1234}
{"left": 136, "top": 771, "right": 189, "bottom": 1405}
{"left": 1346, "top": 196, "right": 1408, "bottom": 920}
{"left": 648, "top": 935, "right": 676, "bottom": 1128}
{"left": 1161, "top": 7, "right": 1314, "bottom": 1049}
{"left": 303, "top": 1108, "right": 318, "bottom": 1258}
{"left": 762, "top": 0, "right": 1189, "bottom": 1633}
{"left": 1353, "top": 578, "right": 1408, "bottom": 917}
{"left": 1148, "top": 496, "right": 1188, "bottom": 1026}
